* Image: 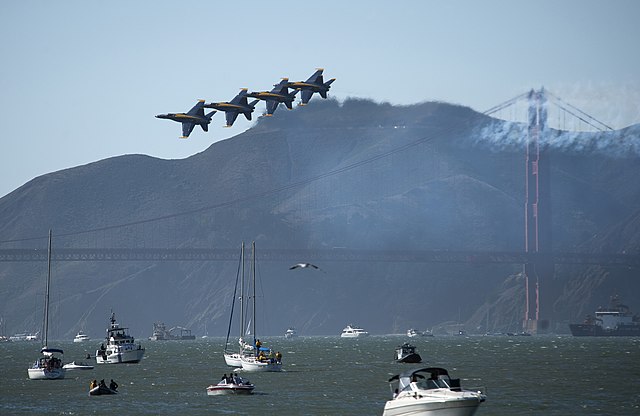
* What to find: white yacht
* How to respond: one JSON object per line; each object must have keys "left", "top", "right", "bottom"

{"left": 73, "top": 331, "right": 91, "bottom": 343}
{"left": 340, "top": 324, "right": 369, "bottom": 338}
{"left": 383, "top": 367, "right": 486, "bottom": 416}
{"left": 95, "top": 312, "right": 145, "bottom": 364}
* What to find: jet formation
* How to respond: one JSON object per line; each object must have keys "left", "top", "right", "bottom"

{"left": 156, "top": 69, "right": 335, "bottom": 138}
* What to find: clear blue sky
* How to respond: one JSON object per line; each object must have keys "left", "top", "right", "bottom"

{"left": 1, "top": 0, "right": 638, "bottom": 198}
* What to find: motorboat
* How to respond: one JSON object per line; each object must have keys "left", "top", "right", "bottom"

{"left": 63, "top": 361, "right": 94, "bottom": 370}
{"left": 10, "top": 332, "right": 39, "bottom": 342}
{"left": 27, "top": 231, "right": 66, "bottom": 380}
{"left": 407, "top": 328, "right": 434, "bottom": 338}
{"left": 383, "top": 367, "right": 486, "bottom": 416}
{"left": 73, "top": 331, "right": 91, "bottom": 343}
{"left": 340, "top": 324, "right": 369, "bottom": 338}
{"left": 395, "top": 342, "right": 422, "bottom": 363}
{"left": 95, "top": 312, "right": 145, "bottom": 364}
{"left": 89, "top": 385, "right": 117, "bottom": 396}
{"left": 240, "top": 242, "right": 283, "bottom": 372}
{"left": 284, "top": 327, "right": 298, "bottom": 339}
{"left": 206, "top": 374, "right": 255, "bottom": 395}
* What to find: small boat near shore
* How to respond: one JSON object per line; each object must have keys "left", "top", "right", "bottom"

{"left": 383, "top": 367, "right": 486, "bottom": 416}
{"left": 206, "top": 374, "right": 255, "bottom": 395}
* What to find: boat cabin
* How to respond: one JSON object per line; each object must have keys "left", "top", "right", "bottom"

{"left": 388, "top": 367, "right": 462, "bottom": 395}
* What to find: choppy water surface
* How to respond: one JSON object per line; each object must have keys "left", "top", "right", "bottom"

{"left": 1, "top": 335, "right": 639, "bottom": 415}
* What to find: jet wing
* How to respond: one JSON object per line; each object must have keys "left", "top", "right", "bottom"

{"left": 225, "top": 111, "right": 240, "bottom": 127}
{"left": 266, "top": 100, "right": 279, "bottom": 115}
{"left": 300, "top": 90, "right": 314, "bottom": 105}
{"left": 181, "top": 122, "right": 196, "bottom": 138}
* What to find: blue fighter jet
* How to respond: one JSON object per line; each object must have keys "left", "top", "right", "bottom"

{"left": 204, "top": 89, "right": 260, "bottom": 127}
{"left": 246, "top": 78, "right": 299, "bottom": 116}
{"left": 285, "top": 69, "right": 335, "bottom": 105}
{"left": 156, "top": 100, "right": 216, "bottom": 138}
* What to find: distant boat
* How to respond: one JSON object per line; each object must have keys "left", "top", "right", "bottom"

{"left": 407, "top": 328, "right": 433, "bottom": 338}
{"left": 340, "top": 324, "right": 369, "bottom": 338}
{"left": 10, "top": 332, "right": 39, "bottom": 342}
{"left": 148, "top": 322, "right": 196, "bottom": 341}
{"left": 27, "top": 230, "right": 66, "bottom": 380}
{"left": 95, "top": 312, "right": 145, "bottom": 364}
{"left": 569, "top": 295, "right": 640, "bottom": 337}
{"left": 284, "top": 328, "right": 298, "bottom": 339}
{"left": 73, "top": 331, "right": 91, "bottom": 343}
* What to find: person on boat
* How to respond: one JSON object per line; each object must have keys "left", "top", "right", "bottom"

{"left": 109, "top": 379, "right": 118, "bottom": 391}
{"left": 90, "top": 379, "right": 97, "bottom": 390}
{"left": 99, "top": 379, "right": 107, "bottom": 388}
{"left": 255, "top": 339, "right": 262, "bottom": 355}
{"left": 275, "top": 351, "right": 282, "bottom": 363}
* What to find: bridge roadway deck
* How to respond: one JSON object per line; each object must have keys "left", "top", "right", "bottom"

{"left": 0, "top": 248, "right": 638, "bottom": 267}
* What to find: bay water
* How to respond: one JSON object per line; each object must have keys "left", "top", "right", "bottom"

{"left": 1, "top": 335, "right": 639, "bottom": 415}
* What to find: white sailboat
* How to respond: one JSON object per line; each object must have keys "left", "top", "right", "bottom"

{"left": 28, "top": 230, "right": 66, "bottom": 380}
{"left": 224, "top": 243, "right": 254, "bottom": 367}
{"left": 240, "top": 242, "right": 282, "bottom": 372}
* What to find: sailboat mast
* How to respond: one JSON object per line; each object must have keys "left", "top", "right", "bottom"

{"left": 43, "top": 229, "right": 52, "bottom": 348}
{"left": 240, "top": 242, "right": 245, "bottom": 340}
{"left": 251, "top": 241, "right": 256, "bottom": 345}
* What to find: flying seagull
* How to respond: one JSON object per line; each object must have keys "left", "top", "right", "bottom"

{"left": 289, "top": 263, "right": 319, "bottom": 270}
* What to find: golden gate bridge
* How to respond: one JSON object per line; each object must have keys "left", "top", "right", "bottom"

{"left": 1, "top": 89, "right": 636, "bottom": 332}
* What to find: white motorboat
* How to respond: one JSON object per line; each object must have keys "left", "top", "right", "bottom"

{"left": 63, "top": 361, "right": 94, "bottom": 370}
{"left": 407, "top": 328, "right": 434, "bottom": 338}
{"left": 95, "top": 312, "right": 145, "bottom": 364}
{"left": 284, "top": 328, "right": 297, "bottom": 338}
{"left": 10, "top": 332, "right": 39, "bottom": 342}
{"left": 73, "top": 331, "right": 91, "bottom": 343}
{"left": 383, "top": 367, "right": 486, "bottom": 416}
{"left": 28, "top": 231, "right": 66, "bottom": 380}
{"left": 340, "top": 324, "right": 369, "bottom": 338}
{"left": 206, "top": 374, "right": 255, "bottom": 395}
{"left": 240, "top": 242, "right": 283, "bottom": 372}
